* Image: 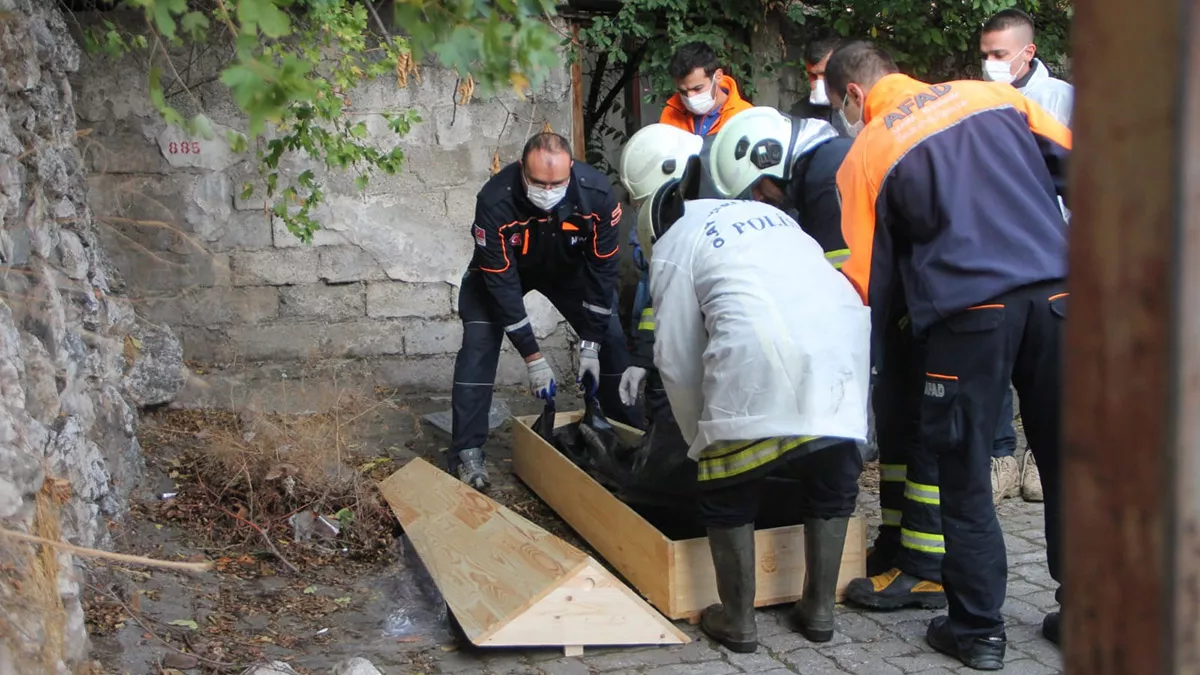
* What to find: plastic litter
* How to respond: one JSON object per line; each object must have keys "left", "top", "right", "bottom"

{"left": 422, "top": 399, "right": 510, "bottom": 435}
{"left": 382, "top": 534, "right": 451, "bottom": 640}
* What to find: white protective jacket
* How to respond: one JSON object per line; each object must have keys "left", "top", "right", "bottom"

{"left": 1019, "top": 59, "right": 1073, "bottom": 127}
{"left": 1019, "top": 59, "right": 1073, "bottom": 219}
{"left": 648, "top": 198, "right": 871, "bottom": 460}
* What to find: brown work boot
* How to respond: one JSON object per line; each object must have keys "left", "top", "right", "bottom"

{"left": 844, "top": 568, "right": 948, "bottom": 610}
{"left": 1020, "top": 451, "right": 1044, "bottom": 502}
{"left": 990, "top": 455, "right": 1020, "bottom": 506}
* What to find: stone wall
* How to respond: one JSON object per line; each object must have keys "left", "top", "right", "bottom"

{"left": 72, "top": 29, "right": 583, "bottom": 394}
{"left": 0, "top": 0, "right": 185, "bottom": 669}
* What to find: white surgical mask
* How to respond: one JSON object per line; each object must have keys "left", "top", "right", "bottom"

{"left": 981, "top": 47, "right": 1030, "bottom": 85}
{"left": 839, "top": 92, "right": 865, "bottom": 138}
{"left": 527, "top": 184, "right": 567, "bottom": 212}
{"left": 683, "top": 75, "right": 718, "bottom": 115}
{"left": 809, "top": 79, "right": 829, "bottom": 106}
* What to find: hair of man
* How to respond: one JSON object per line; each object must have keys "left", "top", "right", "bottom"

{"left": 824, "top": 40, "right": 900, "bottom": 102}
{"left": 522, "top": 132, "right": 572, "bottom": 163}
{"left": 982, "top": 8, "right": 1036, "bottom": 42}
{"left": 804, "top": 37, "right": 842, "bottom": 67}
{"left": 668, "top": 41, "right": 721, "bottom": 81}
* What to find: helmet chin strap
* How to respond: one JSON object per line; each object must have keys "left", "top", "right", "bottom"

{"left": 648, "top": 155, "right": 703, "bottom": 244}
{"left": 781, "top": 118, "right": 804, "bottom": 183}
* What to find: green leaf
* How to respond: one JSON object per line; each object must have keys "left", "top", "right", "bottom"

{"left": 237, "top": 0, "right": 292, "bottom": 38}
{"left": 228, "top": 131, "right": 249, "bottom": 153}
{"left": 151, "top": 0, "right": 185, "bottom": 41}
{"left": 180, "top": 11, "right": 210, "bottom": 40}
{"left": 169, "top": 619, "right": 199, "bottom": 630}
{"left": 187, "top": 113, "right": 214, "bottom": 140}
{"left": 148, "top": 66, "right": 166, "bottom": 110}
{"left": 303, "top": 585, "right": 317, "bottom": 594}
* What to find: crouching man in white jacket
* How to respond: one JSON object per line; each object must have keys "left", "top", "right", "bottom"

{"left": 638, "top": 157, "right": 871, "bottom": 653}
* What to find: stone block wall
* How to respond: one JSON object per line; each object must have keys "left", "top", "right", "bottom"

{"left": 72, "top": 31, "right": 584, "bottom": 391}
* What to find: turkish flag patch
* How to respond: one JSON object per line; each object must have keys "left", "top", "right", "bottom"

{"left": 473, "top": 224, "right": 486, "bottom": 247}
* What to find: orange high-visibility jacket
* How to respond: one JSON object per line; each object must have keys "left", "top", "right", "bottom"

{"left": 836, "top": 73, "right": 1071, "bottom": 341}
{"left": 660, "top": 75, "right": 753, "bottom": 136}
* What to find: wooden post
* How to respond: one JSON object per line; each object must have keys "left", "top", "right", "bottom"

{"left": 1064, "top": 1, "right": 1197, "bottom": 673}
{"left": 570, "top": 23, "right": 587, "bottom": 161}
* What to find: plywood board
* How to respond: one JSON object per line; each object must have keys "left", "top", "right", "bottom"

{"left": 379, "top": 458, "right": 688, "bottom": 650}
{"left": 511, "top": 412, "right": 675, "bottom": 611}
{"left": 511, "top": 412, "right": 867, "bottom": 620}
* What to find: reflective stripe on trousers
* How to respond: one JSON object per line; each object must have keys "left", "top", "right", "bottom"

{"left": 697, "top": 435, "right": 819, "bottom": 482}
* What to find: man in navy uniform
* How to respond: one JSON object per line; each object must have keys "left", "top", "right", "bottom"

{"left": 448, "top": 132, "right": 642, "bottom": 489}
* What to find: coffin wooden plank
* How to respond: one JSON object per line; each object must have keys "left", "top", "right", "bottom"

{"left": 380, "top": 458, "right": 688, "bottom": 648}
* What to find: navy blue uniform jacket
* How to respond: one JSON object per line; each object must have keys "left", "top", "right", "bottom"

{"left": 468, "top": 161, "right": 622, "bottom": 358}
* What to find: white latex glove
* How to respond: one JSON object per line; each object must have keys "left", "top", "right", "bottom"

{"left": 619, "top": 366, "right": 647, "bottom": 406}
{"left": 526, "top": 357, "right": 557, "bottom": 400}
{"left": 577, "top": 342, "right": 601, "bottom": 395}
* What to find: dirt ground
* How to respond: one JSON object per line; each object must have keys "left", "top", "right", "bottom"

{"left": 85, "top": 381, "right": 886, "bottom": 675}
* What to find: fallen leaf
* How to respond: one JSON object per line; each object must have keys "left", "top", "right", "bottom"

{"left": 169, "top": 619, "right": 199, "bottom": 630}
{"left": 303, "top": 585, "right": 317, "bottom": 595}
{"left": 333, "top": 596, "right": 351, "bottom": 607}
{"left": 162, "top": 652, "right": 199, "bottom": 669}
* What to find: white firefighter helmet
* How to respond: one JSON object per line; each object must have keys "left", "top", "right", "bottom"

{"left": 709, "top": 106, "right": 839, "bottom": 198}
{"left": 620, "top": 123, "right": 705, "bottom": 203}
{"left": 636, "top": 154, "right": 703, "bottom": 262}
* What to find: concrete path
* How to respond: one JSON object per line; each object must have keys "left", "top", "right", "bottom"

{"left": 423, "top": 498, "right": 1061, "bottom": 675}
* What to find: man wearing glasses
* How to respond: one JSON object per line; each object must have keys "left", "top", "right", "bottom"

{"left": 447, "top": 132, "right": 642, "bottom": 489}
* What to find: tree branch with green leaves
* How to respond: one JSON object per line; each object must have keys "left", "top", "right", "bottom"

{"left": 79, "top": 0, "right": 564, "bottom": 242}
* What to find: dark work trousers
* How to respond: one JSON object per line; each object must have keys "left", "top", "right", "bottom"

{"left": 920, "top": 280, "right": 1065, "bottom": 640}
{"left": 447, "top": 270, "right": 643, "bottom": 473}
{"left": 991, "top": 387, "right": 1018, "bottom": 457}
{"left": 698, "top": 441, "right": 863, "bottom": 528}
{"left": 872, "top": 316, "right": 944, "bottom": 582}
{"left": 642, "top": 368, "right": 673, "bottom": 427}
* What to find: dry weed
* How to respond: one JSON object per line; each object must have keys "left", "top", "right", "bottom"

{"left": 145, "top": 379, "right": 401, "bottom": 564}
{"left": 0, "top": 478, "right": 73, "bottom": 674}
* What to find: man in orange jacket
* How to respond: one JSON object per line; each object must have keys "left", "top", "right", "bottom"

{"left": 660, "top": 42, "right": 753, "bottom": 138}
{"left": 827, "top": 41, "right": 1070, "bottom": 671}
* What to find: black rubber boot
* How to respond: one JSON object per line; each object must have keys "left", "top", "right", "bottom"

{"left": 791, "top": 516, "right": 849, "bottom": 643}
{"left": 1042, "top": 612, "right": 1060, "bottom": 645}
{"left": 699, "top": 524, "right": 758, "bottom": 653}
{"left": 926, "top": 615, "right": 1006, "bottom": 671}
{"left": 844, "top": 568, "right": 947, "bottom": 610}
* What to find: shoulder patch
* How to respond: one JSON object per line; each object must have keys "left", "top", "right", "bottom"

{"left": 473, "top": 224, "right": 487, "bottom": 247}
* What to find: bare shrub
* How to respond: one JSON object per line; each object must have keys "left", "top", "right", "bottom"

{"left": 145, "top": 374, "right": 401, "bottom": 564}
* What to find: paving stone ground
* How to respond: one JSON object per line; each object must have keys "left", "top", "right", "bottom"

{"left": 423, "top": 493, "right": 1061, "bottom": 675}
